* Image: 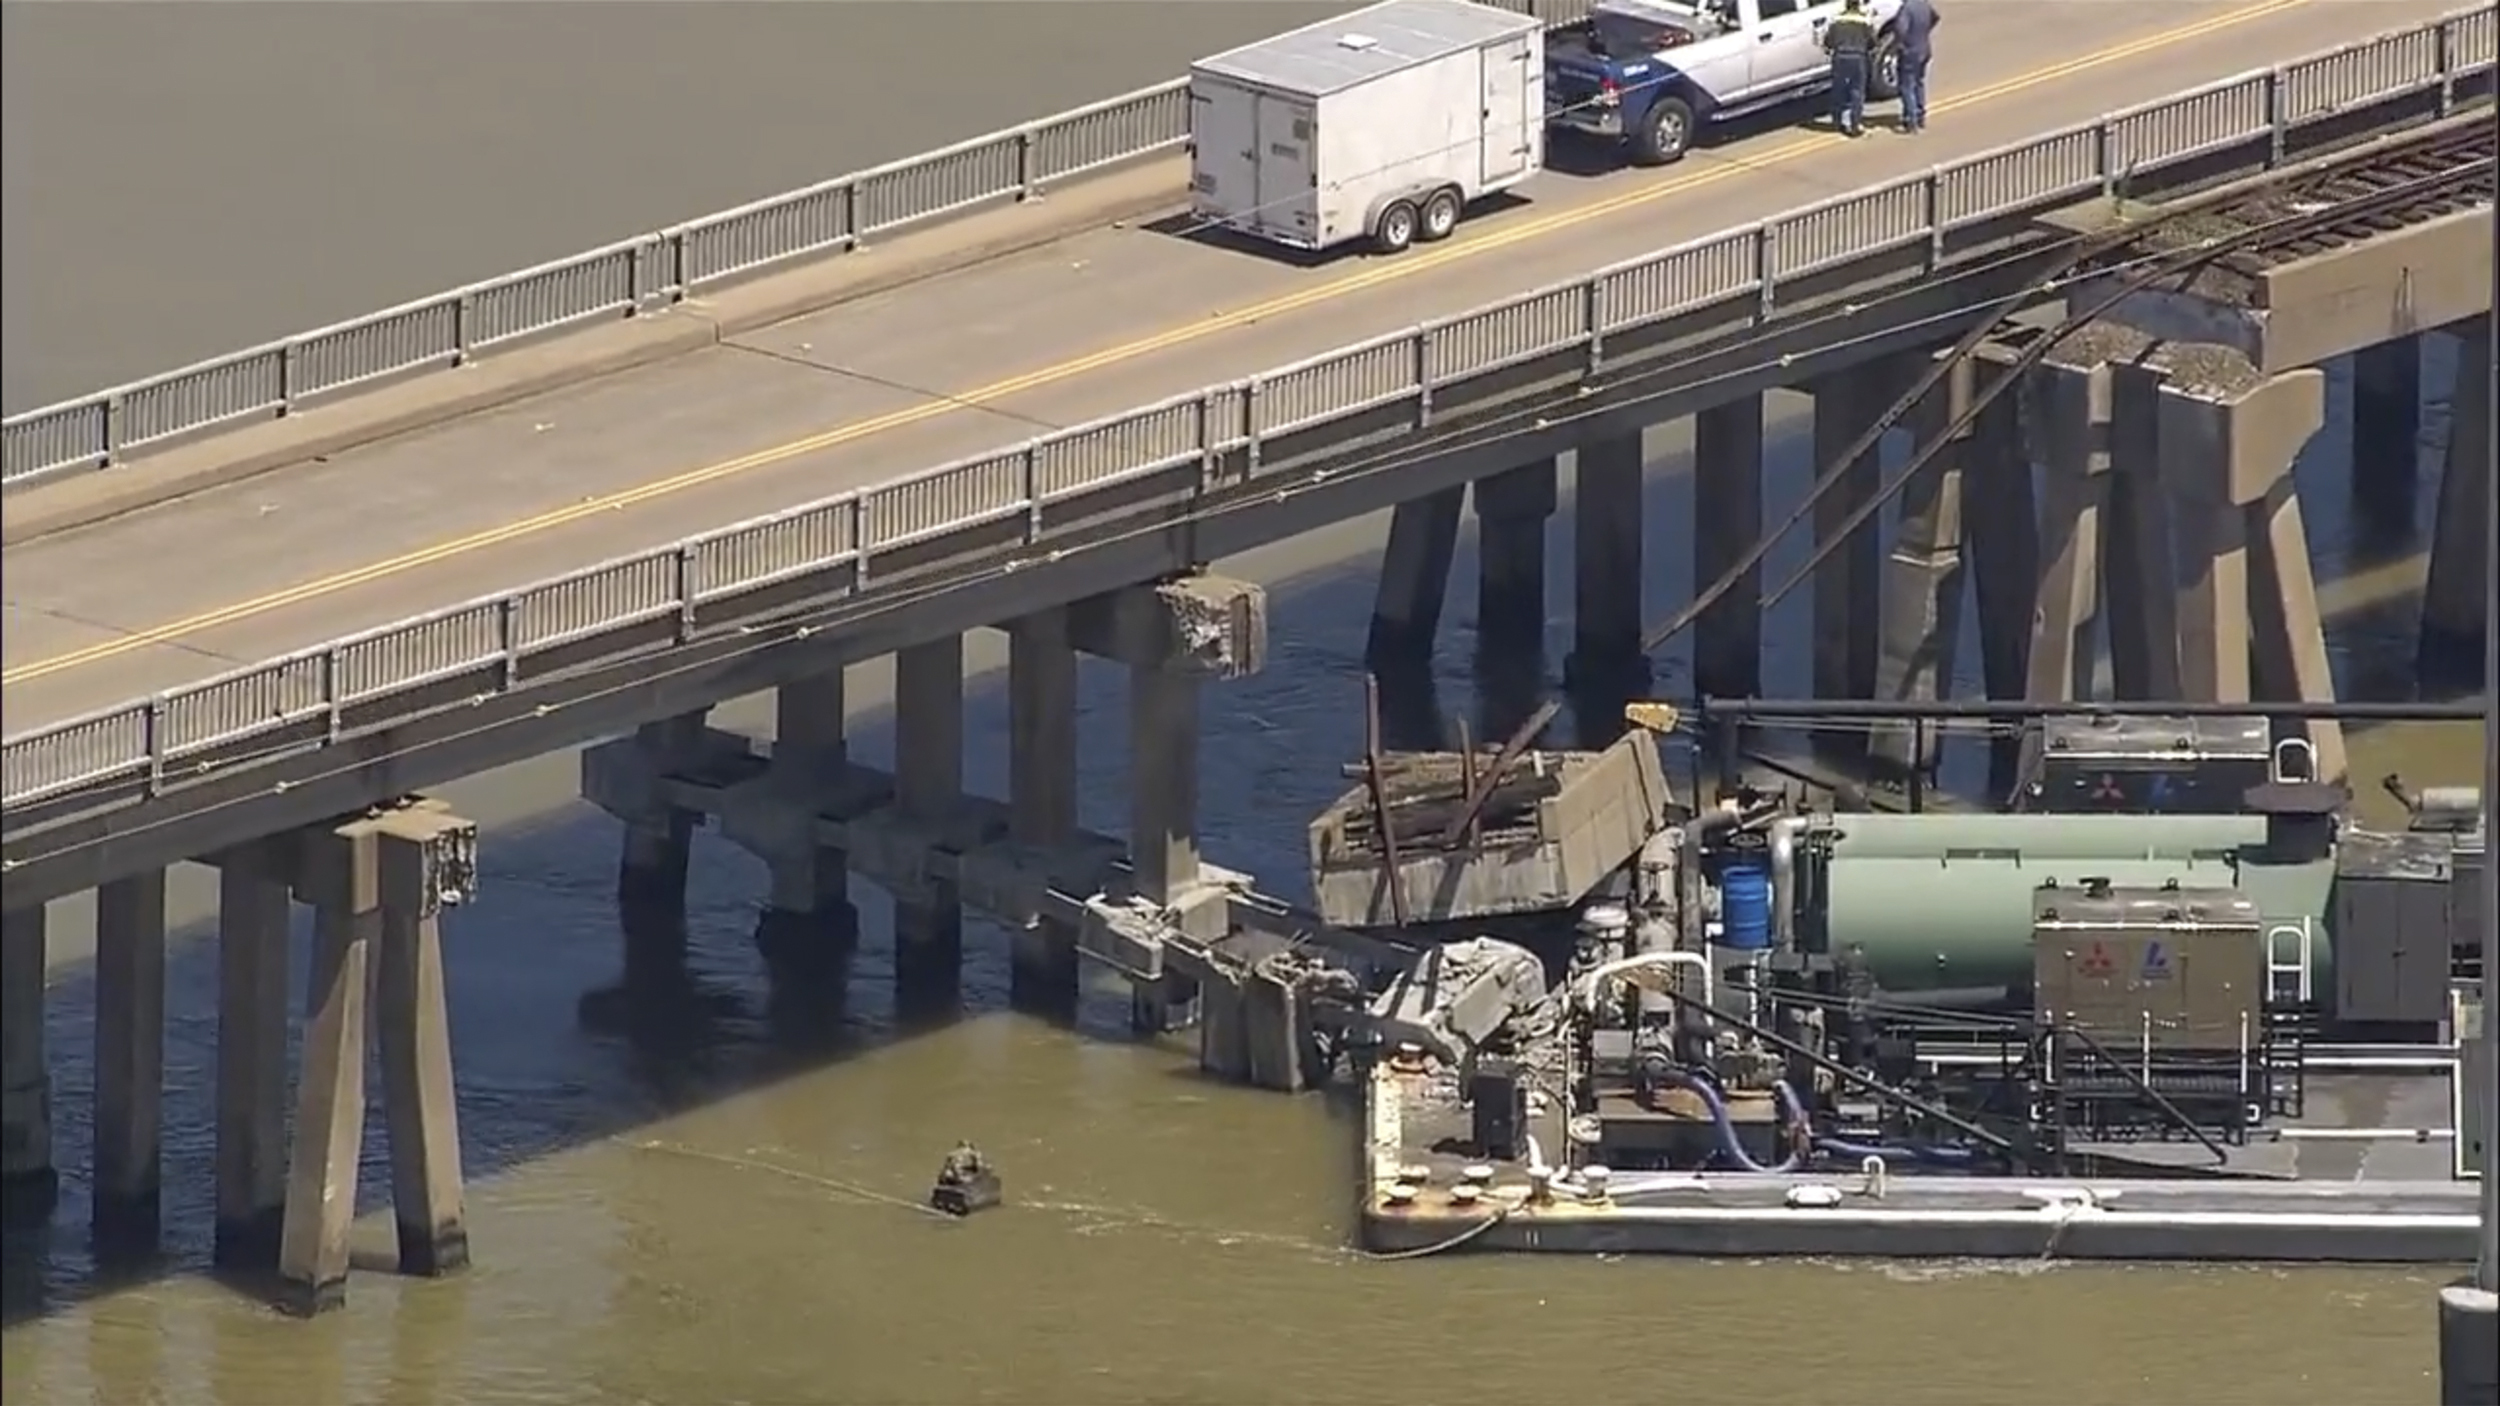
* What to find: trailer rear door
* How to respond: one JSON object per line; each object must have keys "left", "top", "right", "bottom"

{"left": 1254, "top": 91, "right": 1318, "bottom": 240}
{"left": 1479, "top": 34, "right": 1540, "bottom": 184}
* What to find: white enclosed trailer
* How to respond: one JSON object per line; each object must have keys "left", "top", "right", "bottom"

{"left": 1188, "top": 0, "right": 1547, "bottom": 255}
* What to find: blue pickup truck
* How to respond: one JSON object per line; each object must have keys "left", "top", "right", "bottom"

{"left": 1547, "top": 0, "right": 1904, "bottom": 164}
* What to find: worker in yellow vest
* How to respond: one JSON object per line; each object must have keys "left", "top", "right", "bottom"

{"left": 1822, "top": 0, "right": 1877, "bottom": 138}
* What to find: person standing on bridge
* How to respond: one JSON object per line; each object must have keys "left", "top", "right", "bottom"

{"left": 1822, "top": 0, "right": 1877, "bottom": 138}
{"left": 1892, "top": 0, "right": 1939, "bottom": 132}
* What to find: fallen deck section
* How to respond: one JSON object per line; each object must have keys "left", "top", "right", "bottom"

{"left": 1307, "top": 731, "right": 1672, "bottom": 929}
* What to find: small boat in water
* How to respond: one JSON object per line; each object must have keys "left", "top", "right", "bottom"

{"left": 929, "top": 1142, "right": 1002, "bottom": 1217}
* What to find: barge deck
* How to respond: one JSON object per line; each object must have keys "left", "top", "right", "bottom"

{"left": 1357, "top": 1059, "right": 2481, "bottom": 1262}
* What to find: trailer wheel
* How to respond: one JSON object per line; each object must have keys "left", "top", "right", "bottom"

{"left": 1630, "top": 97, "right": 1694, "bottom": 166}
{"left": 1373, "top": 199, "right": 1420, "bottom": 254}
{"left": 1418, "top": 188, "right": 1463, "bottom": 243}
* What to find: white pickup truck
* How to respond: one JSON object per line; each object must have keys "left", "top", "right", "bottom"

{"left": 1547, "top": 0, "right": 1907, "bottom": 164}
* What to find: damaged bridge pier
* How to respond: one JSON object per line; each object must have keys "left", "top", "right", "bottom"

{"left": 1345, "top": 119, "right": 2495, "bottom": 808}
{"left": 583, "top": 571, "right": 1357, "bottom": 1060}
{"left": 2058, "top": 126, "right": 2494, "bottom": 693}
{"left": 2004, "top": 327, "right": 2351, "bottom": 779}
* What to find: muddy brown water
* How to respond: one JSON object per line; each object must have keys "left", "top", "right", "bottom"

{"left": 2, "top": 5, "right": 2481, "bottom": 1403}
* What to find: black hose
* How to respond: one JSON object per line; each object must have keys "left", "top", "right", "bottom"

{"left": 1645, "top": 982, "right": 2037, "bottom": 1164}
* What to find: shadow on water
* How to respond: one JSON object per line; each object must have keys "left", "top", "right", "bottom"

{"left": 2, "top": 335, "right": 2481, "bottom": 1334}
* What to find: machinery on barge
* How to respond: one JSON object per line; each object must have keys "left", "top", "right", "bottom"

{"left": 1308, "top": 704, "right": 2487, "bottom": 1184}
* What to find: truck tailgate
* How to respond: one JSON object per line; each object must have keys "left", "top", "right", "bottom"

{"left": 1544, "top": 35, "right": 1617, "bottom": 112}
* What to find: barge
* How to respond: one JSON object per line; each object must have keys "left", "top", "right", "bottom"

{"left": 1305, "top": 702, "right": 2488, "bottom": 1263}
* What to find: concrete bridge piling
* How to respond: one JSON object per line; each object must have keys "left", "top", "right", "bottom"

{"left": 1007, "top": 610, "right": 1083, "bottom": 1019}
{"left": 0, "top": 800, "right": 478, "bottom": 1317}
{"left": 1355, "top": 300, "right": 2489, "bottom": 808}
{"left": 583, "top": 570, "right": 1272, "bottom": 1045}
{"left": 2349, "top": 334, "right": 2423, "bottom": 546}
{"left": 893, "top": 634, "right": 968, "bottom": 1022}
{"left": 1868, "top": 354, "right": 1980, "bottom": 776}
{"left": 2423, "top": 315, "right": 2493, "bottom": 686}
{"left": 1809, "top": 358, "right": 1922, "bottom": 758}
{"left": 1364, "top": 487, "right": 1465, "bottom": 675}
{"left": 92, "top": 868, "right": 168, "bottom": 1259}
{"left": 1691, "top": 396, "right": 1767, "bottom": 708}
{"left": 1571, "top": 431, "right": 1650, "bottom": 731}
{"left": 2, "top": 906, "right": 56, "bottom": 1230}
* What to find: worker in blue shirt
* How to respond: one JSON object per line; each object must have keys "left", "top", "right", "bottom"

{"left": 1893, "top": 0, "right": 1939, "bottom": 132}
{"left": 1821, "top": 0, "right": 1877, "bottom": 138}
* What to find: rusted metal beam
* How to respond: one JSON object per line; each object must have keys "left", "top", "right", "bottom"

{"left": 1360, "top": 675, "right": 1411, "bottom": 930}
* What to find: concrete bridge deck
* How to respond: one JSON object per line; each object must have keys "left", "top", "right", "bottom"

{"left": 0, "top": 0, "right": 2453, "bottom": 735}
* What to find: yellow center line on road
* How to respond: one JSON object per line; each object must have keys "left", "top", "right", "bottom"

{"left": 7, "top": 0, "right": 2308, "bottom": 688}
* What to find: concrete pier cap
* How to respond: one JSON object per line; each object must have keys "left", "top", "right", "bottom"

{"left": 2067, "top": 204, "right": 2494, "bottom": 375}
{"left": 1066, "top": 572, "right": 1268, "bottom": 680}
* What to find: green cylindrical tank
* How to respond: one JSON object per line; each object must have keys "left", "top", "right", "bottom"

{"left": 1823, "top": 812, "right": 2268, "bottom": 861}
{"left": 1811, "top": 813, "right": 2294, "bottom": 993}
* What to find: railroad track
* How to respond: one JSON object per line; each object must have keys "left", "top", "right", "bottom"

{"left": 2135, "top": 117, "right": 2495, "bottom": 273}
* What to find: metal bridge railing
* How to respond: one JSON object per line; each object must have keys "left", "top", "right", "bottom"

{"left": 0, "top": 0, "right": 1592, "bottom": 491}
{"left": 2, "top": 6, "right": 2492, "bottom": 816}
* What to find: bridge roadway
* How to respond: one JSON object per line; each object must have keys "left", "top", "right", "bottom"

{"left": 0, "top": 0, "right": 2429, "bottom": 736}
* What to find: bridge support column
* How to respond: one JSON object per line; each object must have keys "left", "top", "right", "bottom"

{"left": 215, "top": 851, "right": 292, "bottom": 1271}
{"left": 279, "top": 832, "right": 377, "bottom": 1318}
{"left": 2021, "top": 354, "right": 2110, "bottom": 704}
{"left": 1693, "top": 394, "right": 1764, "bottom": 786}
{"left": 1870, "top": 355, "right": 1972, "bottom": 777}
{"left": 614, "top": 708, "right": 709, "bottom": 989}
{"left": 1962, "top": 350, "right": 2039, "bottom": 796}
{"left": 2249, "top": 478, "right": 2346, "bottom": 782}
{"left": 2160, "top": 354, "right": 2340, "bottom": 779}
{"left": 1, "top": 902, "right": 54, "bottom": 1230}
{"left": 1692, "top": 395, "right": 1764, "bottom": 703}
{"left": 375, "top": 807, "right": 472, "bottom": 1280}
{"left": 2351, "top": 336, "right": 2423, "bottom": 546}
{"left": 893, "top": 636, "right": 966, "bottom": 1022}
{"left": 1569, "top": 432, "right": 1649, "bottom": 744}
{"left": 2423, "top": 316, "right": 2492, "bottom": 686}
{"left": 1009, "top": 611, "right": 1082, "bottom": 1021}
{"left": 1064, "top": 574, "right": 1267, "bottom": 1057}
{"left": 1809, "top": 360, "right": 1913, "bottom": 753}
{"left": 93, "top": 869, "right": 167, "bottom": 1260}
{"left": 754, "top": 669, "right": 858, "bottom": 987}
{"left": 2159, "top": 380, "right": 2251, "bottom": 706}
{"left": 1129, "top": 664, "right": 1204, "bottom": 1036}
{"left": 2100, "top": 358, "right": 2179, "bottom": 701}
{"left": 1366, "top": 487, "right": 1463, "bottom": 671}
{"left": 271, "top": 801, "right": 478, "bottom": 1316}
{"left": 1476, "top": 460, "right": 1556, "bottom": 655}
{"left": 1473, "top": 460, "right": 1556, "bottom": 736}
